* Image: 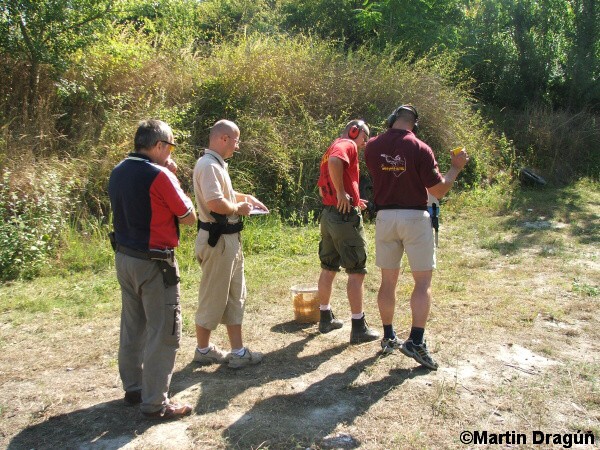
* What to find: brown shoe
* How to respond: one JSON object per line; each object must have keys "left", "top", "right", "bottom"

{"left": 142, "top": 402, "right": 192, "bottom": 420}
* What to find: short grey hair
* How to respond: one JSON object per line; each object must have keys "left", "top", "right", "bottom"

{"left": 134, "top": 119, "right": 172, "bottom": 151}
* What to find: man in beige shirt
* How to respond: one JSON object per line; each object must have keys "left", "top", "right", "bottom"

{"left": 192, "top": 120, "right": 269, "bottom": 369}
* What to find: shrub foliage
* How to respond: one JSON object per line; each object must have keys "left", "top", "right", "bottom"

{"left": 0, "top": 166, "right": 75, "bottom": 280}
{"left": 0, "top": 0, "right": 598, "bottom": 280}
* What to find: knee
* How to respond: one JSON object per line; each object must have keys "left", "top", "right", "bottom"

{"left": 348, "top": 272, "right": 365, "bottom": 282}
{"left": 413, "top": 282, "right": 432, "bottom": 297}
{"left": 320, "top": 269, "right": 337, "bottom": 282}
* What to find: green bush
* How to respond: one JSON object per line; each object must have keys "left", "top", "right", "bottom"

{"left": 183, "top": 36, "right": 499, "bottom": 216}
{"left": 485, "top": 105, "right": 600, "bottom": 182}
{"left": 0, "top": 166, "right": 75, "bottom": 280}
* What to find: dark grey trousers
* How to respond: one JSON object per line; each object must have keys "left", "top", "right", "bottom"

{"left": 115, "top": 252, "right": 181, "bottom": 413}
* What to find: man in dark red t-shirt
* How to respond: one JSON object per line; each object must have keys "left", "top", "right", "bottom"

{"left": 365, "top": 105, "right": 468, "bottom": 369}
{"left": 316, "top": 120, "right": 379, "bottom": 344}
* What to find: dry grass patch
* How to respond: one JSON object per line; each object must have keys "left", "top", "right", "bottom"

{"left": 1, "top": 180, "right": 599, "bottom": 449}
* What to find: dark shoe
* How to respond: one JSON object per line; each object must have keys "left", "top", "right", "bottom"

{"left": 380, "top": 336, "right": 402, "bottom": 355}
{"left": 142, "top": 402, "right": 192, "bottom": 420}
{"left": 399, "top": 339, "right": 439, "bottom": 370}
{"left": 319, "top": 309, "right": 344, "bottom": 333}
{"left": 124, "top": 390, "right": 142, "bottom": 406}
{"left": 350, "top": 317, "right": 380, "bottom": 344}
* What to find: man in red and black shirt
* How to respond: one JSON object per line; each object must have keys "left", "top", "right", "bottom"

{"left": 316, "top": 120, "right": 379, "bottom": 344}
{"left": 365, "top": 105, "right": 468, "bottom": 369}
{"left": 109, "top": 119, "right": 196, "bottom": 419}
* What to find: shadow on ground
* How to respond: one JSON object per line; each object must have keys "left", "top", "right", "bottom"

{"left": 172, "top": 324, "right": 348, "bottom": 415}
{"left": 8, "top": 322, "right": 430, "bottom": 450}
{"left": 223, "top": 357, "right": 428, "bottom": 449}
{"left": 481, "top": 184, "right": 599, "bottom": 256}
{"left": 7, "top": 399, "right": 154, "bottom": 449}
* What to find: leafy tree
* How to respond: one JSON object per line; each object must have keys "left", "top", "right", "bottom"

{"left": 281, "top": 0, "right": 365, "bottom": 47}
{"left": 119, "top": 0, "right": 282, "bottom": 52}
{"left": 566, "top": 0, "right": 599, "bottom": 109}
{"left": 0, "top": 0, "right": 114, "bottom": 118}
{"left": 355, "top": 0, "right": 466, "bottom": 55}
{"left": 460, "top": 0, "right": 572, "bottom": 107}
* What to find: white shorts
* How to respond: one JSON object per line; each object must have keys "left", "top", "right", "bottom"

{"left": 375, "top": 209, "right": 436, "bottom": 271}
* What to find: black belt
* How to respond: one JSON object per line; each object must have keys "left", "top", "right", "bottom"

{"left": 323, "top": 205, "right": 360, "bottom": 213}
{"left": 197, "top": 221, "right": 244, "bottom": 234}
{"left": 375, "top": 204, "right": 427, "bottom": 211}
{"left": 116, "top": 244, "right": 174, "bottom": 260}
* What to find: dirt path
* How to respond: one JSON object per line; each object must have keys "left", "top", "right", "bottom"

{"left": 1, "top": 201, "right": 599, "bottom": 449}
{"left": 2, "top": 297, "right": 598, "bottom": 448}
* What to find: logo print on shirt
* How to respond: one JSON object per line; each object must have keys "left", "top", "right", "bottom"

{"left": 380, "top": 154, "right": 406, "bottom": 177}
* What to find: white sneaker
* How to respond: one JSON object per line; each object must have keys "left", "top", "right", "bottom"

{"left": 193, "top": 344, "right": 230, "bottom": 365}
{"left": 228, "top": 348, "right": 263, "bottom": 369}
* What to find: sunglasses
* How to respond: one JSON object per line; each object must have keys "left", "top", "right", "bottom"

{"left": 159, "top": 140, "right": 177, "bottom": 152}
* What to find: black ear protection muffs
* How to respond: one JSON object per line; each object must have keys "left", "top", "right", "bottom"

{"left": 386, "top": 105, "right": 419, "bottom": 130}
{"left": 348, "top": 120, "right": 366, "bottom": 139}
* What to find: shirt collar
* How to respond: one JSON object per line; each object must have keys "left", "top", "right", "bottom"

{"left": 388, "top": 128, "right": 413, "bottom": 136}
{"left": 204, "top": 149, "right": 227, "bottom": 168}
{"left": 127, "top": 152, "right": 153, "bottom": 162}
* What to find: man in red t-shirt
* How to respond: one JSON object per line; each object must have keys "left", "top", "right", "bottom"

{"left": 316, "top": 120, "right": 379, "bottom": 344}
{"left": 365, "top": 105, "right": 468, "bottom": 369}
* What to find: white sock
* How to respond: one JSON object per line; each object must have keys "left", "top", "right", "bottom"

{"left": 351, "top": 312, "right": 365, "bottom": 320}
{"left": 197, "top": 345, "right": 212, "bottom": 354}
{"left": 232, "top": 347, "right": 246, "bottom": 356}
{"left": 319, "top": 304, "right": 332, "bottom": 311}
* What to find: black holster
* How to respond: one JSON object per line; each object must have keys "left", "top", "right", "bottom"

{"left": 156, "top": 260, "right": 179, "bottom": 287}
{"left": 108, "top": 231, "right": 117, "bottom": 251}
{"left": 209, "top": 212, "right": 227, "bottom": 247}
{"left": 197, "top": 212, "right": 243, "bottom": 247}
{"left": 430, "top": 203, "right": 439, "bottom": 232}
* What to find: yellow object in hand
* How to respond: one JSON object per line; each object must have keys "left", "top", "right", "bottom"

{"left": 452, "top": 146, "right": 464, "bottom": 155}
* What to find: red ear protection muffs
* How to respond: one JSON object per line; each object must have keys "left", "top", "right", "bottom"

{"left": 348, "top": 120, "right": 366, "bottom": 139}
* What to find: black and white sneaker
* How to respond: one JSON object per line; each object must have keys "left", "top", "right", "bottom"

{"left": 399, "top": 339, "right": 439, "bottom": 370}
{"left": 380, "top": 336, "right": 402, "bottom": 355}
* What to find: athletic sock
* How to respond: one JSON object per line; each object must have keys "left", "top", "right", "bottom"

{"left": 232, "top": 347, "right": 246, "bottom": 357}
{"left": 319, "top": 304, "right": 331, "bottom": 311}
{"left": 383, "top": 324, "right": 395, "bottom": 340}
{"left": 197, "top": 345, "right": 212, "bottom": 354}
{"left": 351, "top": 312, "right": 364, "bottom": 320}
{"left": 409, "top": 327, "right": 425, "bottom": 345}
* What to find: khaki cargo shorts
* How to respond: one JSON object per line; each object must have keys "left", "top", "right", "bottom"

{"left": 318, "top": 206, "right": 367, "bottom": 274}
{"left": 194, "top": 230, "right": 246, "bottom": 329}
{"left": 375, "top": 209, "right": 436, "bottom": 271}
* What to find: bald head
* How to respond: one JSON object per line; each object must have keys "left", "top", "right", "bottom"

{"left": 210, "top": 120, "right": 238, "bottom": 142}
{"left": 208, "top": 119, "right": 240, "bottom": 158}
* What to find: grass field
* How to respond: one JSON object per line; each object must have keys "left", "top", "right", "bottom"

{"left": 0, "top": 179, "right": 598, "bottom": 449}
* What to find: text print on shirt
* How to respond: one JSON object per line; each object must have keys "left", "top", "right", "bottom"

{"left": 380, "top": 153, "right": 406, "bottom": 177}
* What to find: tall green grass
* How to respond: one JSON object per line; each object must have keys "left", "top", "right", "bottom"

{"left": 0, "top": 165, "right": 76, "bottom": 280}
{"left": 1, "top": 32, "right": 506, "bottom": 280}
{"left": 484, "top": 105, "right": 600, "bottom": 182}
{"left": 11, "top": 33, "right": 596, "bottom": 282}
{"left": 182, "top": 35, "right": 500, "bottom": 216}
